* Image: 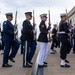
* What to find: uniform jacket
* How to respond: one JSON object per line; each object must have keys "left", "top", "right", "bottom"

{"left": 59, "top": 20, "right": 72, "bottom": 54}
{"left": 3, "top": 20, "right": 14, "bottom": 41}
{"left": 59, "top": 20, "right": 70, "bottom": 39}
{"left": 22, "top": 19, "right": 34, "bottom": 41}
{"left": 52, "top": 27, "right": 57, "bottom": 37}
{"left": 38, "top": 21, "right": 49, "bottom": 43}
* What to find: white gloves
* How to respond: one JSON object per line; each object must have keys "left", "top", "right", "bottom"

{"left": 14, "top": 30, "right": 18, "bottom": 34}
{"left": 33, "top": 30, "right": 36, "bottom": 34}
{"left": 48, "top": 30, "right": 51, "bottom": 33}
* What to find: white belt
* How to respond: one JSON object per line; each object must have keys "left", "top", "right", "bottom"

{"left": 57, "top": 32, "right": 66, "bottom": 34}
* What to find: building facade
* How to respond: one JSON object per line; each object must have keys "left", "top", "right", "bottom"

{"left": 68, "top": 6, "right": 75, "bottom": 26}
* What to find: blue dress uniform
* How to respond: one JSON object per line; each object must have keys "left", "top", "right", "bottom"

{"left": 22, "top": 12, "right": 36, "bottom": 67}
{"left": 2, "top": 20, "right": 14, "bottom": 67}
{"left": 2, "top": 13, "right": 19, "bottom": 67}
{"left": 59, "top": 13, "right": 71, "bottom": 67}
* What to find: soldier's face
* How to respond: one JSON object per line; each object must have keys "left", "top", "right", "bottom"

{"left": 7, "top": 16, "right": 13, "bottom": 21}
{"left": 29, "top": 16, "right": 32, "bottom": 20}
{"left": 41, "top": 17, "right": 47, "bottom": 21}
{"left": 45, "top": 17, "right": 47, "bottom": 21}
{"left": 61, "top": 16, "right": 67, "bottom": 21}
{"left": 26, "top": 15, "right": 32, "bottom": 20}
{"left": 64, "top": 15, "right": 68, "bottom": 20}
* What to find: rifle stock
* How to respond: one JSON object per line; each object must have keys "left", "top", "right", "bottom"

{"left": 14, "top": 11, "right": 18, "bottom": 40}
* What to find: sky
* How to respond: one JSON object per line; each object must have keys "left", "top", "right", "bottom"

{"left": 0, "top": 0, "right": 75, "bottom": 37}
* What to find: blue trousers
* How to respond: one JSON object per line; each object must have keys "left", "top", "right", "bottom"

{"left": 3, "top": 39, "right": 19, "bottom": 64}
{"left": 22, "top": 41, "right": 26, "bottom": 66}
{"left": 9, "top": 40, "right": 20, "bottom": 58}
{"left": 21, "top": 40, "right": 24, "bottom": 54}
{"left": 26, "top": 40, "right": 37, "bottom": 63}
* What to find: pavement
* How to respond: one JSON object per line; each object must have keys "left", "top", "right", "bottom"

{"left": 0, "top": 43, "right": 75, "bottom": 75}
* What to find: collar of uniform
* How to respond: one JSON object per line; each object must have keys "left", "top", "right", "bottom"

{"left": 26, "top": 19, "right": 30, "bottom": 21}
{"left": 61, "top": 20, "right": 66, "bottom": 22}
{"left": 41, "top": 20, "right": 45, "bottom": 23}
{"left": 7, "top": 20, "right": 12, "bottom": 24}
{"left": 7, "top": 20, "right": 11, "bottom": 22}
{"left": 26, "top": 19, "right": 31, "bottom": 23}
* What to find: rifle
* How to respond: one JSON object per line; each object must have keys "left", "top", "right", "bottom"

{"left": 14, "top": 11, "right": 18, "bottom": 40}
{"left": 33, "top": 10, "right": 36, "bottom": 40}
{"left": 48, "top": 10, "right": 51, "bottom": 40}
{"left": 65, "top": 9, "right": 69, "bottom": 23}
{"left": 65, "top": 9, "right": 72, "bottom": 39}
{"left": 65, "top": 9, "right": 72, "bottom": 29}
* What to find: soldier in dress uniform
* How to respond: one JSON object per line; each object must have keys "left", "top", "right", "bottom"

{"left": 59, "top": 13, "right": 71, "bottom": 68}
{"left": 37, "top": 14, "right": 50, "bottom": 67}
{"left": 2, "top": 13, "right": 19, "bottom": 67}
{"left": 22, "top": 12, "right": 36, "bottom": 68}
{"left": 50, "top": 24, "right": 58, "bottom": 54}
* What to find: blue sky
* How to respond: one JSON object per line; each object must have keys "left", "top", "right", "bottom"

{"left": 0, "top": 0, "right": 75, "bottom": 37}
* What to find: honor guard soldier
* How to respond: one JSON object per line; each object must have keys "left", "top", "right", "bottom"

{"left": 2, "top": 13, "right": 19, "bottom": 67}
{"left": 22, "top": 12, "right": 36, "bottom": 68}
{"left": 37, "top": 14, "right": 50, "bottom": 67}
{"left": 50, "top": 24, "right": 58, "bottom": 54}
{"left": 59, "top": 13, "right": 71, "bottom": 68}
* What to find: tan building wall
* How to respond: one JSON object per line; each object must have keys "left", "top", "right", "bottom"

{"left": 68, "top": 6, "right": 75, "bottom": 26}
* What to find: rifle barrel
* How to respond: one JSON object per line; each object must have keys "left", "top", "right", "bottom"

{"left": 65, "top": 9, "right": 69, "bottom": 22}
{"left": 15, "top": 11, "right": 17, "bottom": 25}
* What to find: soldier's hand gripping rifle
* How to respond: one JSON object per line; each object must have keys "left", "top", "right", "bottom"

{"left": 14, "top": 11, "right": 18, "bottom": 41}
{"left": 48, "top": 10, "right": 51, "bottom": 40}
{"left": 33, "top": 10, "right": 36, "bottom": 40}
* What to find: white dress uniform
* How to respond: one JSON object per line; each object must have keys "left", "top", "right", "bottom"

{"left": 37, "top": 14, "right": 50, "bottom": 66}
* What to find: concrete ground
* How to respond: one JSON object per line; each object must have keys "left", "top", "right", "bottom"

{"left": 0, "top": 43, "right": 75, "bottom": 75}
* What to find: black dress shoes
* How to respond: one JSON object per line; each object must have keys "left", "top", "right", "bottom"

{"left": 28, "top": 61, "right": 33, "bottom": 65}
{"left": 38, "top": 64, "right": 47, "bottom": 67}
{"left": 50, "top": 52, "right": 56, "bottom": 54}
{"left": 44, "top": 62, "right": 48, "bottom": 64}
{"left": 65, "top": 60, "right": 69, "bottom": 63}
{"left": 60, "top": 64, "right": 70, "bottom": 68}
{"left": 52, "top": 50, "right": 57, "bottom": 53}
{"left": 2, "top": 64, "right": 12, "bottom": 67}
{"left": 23, "top": 63, "right": 32, "bottom": 68}
{"left": 8, "top": 57, "right": 15, "bottom": 63}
